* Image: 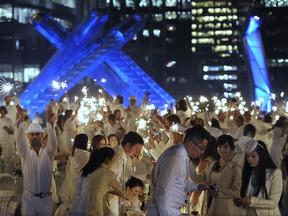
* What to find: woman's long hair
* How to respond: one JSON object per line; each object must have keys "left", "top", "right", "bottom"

{"left": 81, "top": 147, "right": 115, "bottom": 177}
{"left": 71, "top": 133, "right": 88, "bottom": 156}
{"left": 90, "top": 134, "right": 107, "bottom": 151}
{"left": 57, "top": 114, "right": 64, "bottom": 133}
{"left": 240, "top": 140, "right": 277, "bottom": 198}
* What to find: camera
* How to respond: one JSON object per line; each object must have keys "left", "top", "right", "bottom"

{"left": 209, "top": 185, "right": 218, "bottom": 191}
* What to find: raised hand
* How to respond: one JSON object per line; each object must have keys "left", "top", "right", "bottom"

{"left": 16, "top": 104, "right": 25, "bottom": 122}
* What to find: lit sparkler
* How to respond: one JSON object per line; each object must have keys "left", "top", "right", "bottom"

{"left": 51, "top": 80, "right": 68, "bottom": 91}
{"left": 0, "top": 77, "right": 23, "bottom": 96}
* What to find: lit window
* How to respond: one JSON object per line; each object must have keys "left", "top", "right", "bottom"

{"left": 167, "top": 25, "right": 176, "bottom": 31}
{"left": 153, "top": 29, "right": 161, "bottom": 37}
{"left": 153, "top": 14, "right": 163, "bottom": 22}
{"left": 152, "top": 0, "right": 163, "bottom": 7}
{"left": 142, "top": 29, "right": 149, "bottom": 37}
{"left": 165, "top": 0, "right": 177, "bottom": 7}
{"left": 191, "top": 24, "right": 197, "bottom": 29}
{"left": 139, "top": 0, "right": 150, "bottom": 7}
{"left": 24, "top": 66, "right": 40, "bottom": 83}
{"left": 165, "top": 11, "right": 177, "bottom": 19}
{"left": 166, "top": 61, "right": 176, "bottom": 67}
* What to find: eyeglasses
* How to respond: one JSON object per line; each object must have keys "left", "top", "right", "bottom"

{"left": 191, "top": 139, "right": 207, "bottom": 151}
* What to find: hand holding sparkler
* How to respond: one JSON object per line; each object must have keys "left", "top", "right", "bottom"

{"left": 46, "top": 106, "right": 57, "bottom": 125}
{"left": 16, "top": 104, "right": 25, "bottom": 123}
{"left": 148, "top": 131, "right": 156, "bottom": 149}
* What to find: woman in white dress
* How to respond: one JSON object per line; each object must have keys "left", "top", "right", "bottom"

{"left": 55, "top": 114, "right": 67, "bottom": 152}
{"left": 69, "top": 147, "right": 128, "bottom": 216}
{"left": 234, "top": 140, "right": 283, "bottom": 216}
{"left": 58, "top": 133, "right": 90, "bottom": 202}
{"left": 270, "top": 116, "right": 288, "bottom": 168}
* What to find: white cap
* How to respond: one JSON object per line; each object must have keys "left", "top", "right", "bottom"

{"left": 238, "top": 136, "right": 252, "bottom": 148}
{"left": 170, "top": 123, "right": 187, "bottom": 135}
{"left": 238, "top": 136, "right": 258, "bottom": 153}
{"left": 26, "top": 123, "right": 44, "bottom": 133}
{"left": 244, "top": 140, "right": 259, "bottom": 153}
{"left": 129, "top": 96, "right": 137, "bottom": 101}
{"left": 207, "top": 127, "right": 223, "bottom": 138}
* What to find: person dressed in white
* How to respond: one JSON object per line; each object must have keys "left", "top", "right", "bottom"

{"left": 16, "top": 105, "right": 57, "bottom": 216}
{"left": 125, "top": 96, "right": 140, "bottom": 132}
{"left": 63, "top": 103, "right": 80, "bottom": 151}
{"left": 32, "top": 112, "right": 44, "bottom": 126}
{"left": 107, "top": 131, "right": 144, "bottom": 216}
{"left": 69, "top": 134, "right": 90, "bottom": 199}
{"left": 146, "top": 125, "right": 211, "bottom": 216}
{"left": 0, "top": 106, "right": 14, "bottom": 173}
{"left": 4, "top": 95, "right": 20, "bottom": 124}
{"left": 69, "top": 147, "right": 128, "bottom": 216}
{"left": 270, "top": 116, "right": 288, "bottom": 168}
{"left": 234, "top": 140, "right": 283, "bottom": 216}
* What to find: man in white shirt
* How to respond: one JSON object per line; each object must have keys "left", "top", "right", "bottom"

{"left": 0, "top": 106, "right": 14, "bottom": 173}
{"left": 16, "top": 105, "right": 57, "bottom": 216}
{"left": 126, "top": 96, "right": 140, "bottom": 132}
{"left": 146, "top": 125, "right": 211, "bottom": 216}
{"left": 4, "top": 95, "right": 20, "bottom": 124}
{"left": 107, "top": 131, "right": 144, "bottom": 215}
{"left": 104, "top": 113, "right": 123, "bottom": 137}
{"left": 32, "top": 112, "right": 44, "bottom": 126}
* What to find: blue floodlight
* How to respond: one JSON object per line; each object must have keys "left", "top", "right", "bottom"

{"left": 244, "top": 16, "right": 271, "bottom": 112}
{"left": 19, "top": 13, "right": 175, "bottom": 118}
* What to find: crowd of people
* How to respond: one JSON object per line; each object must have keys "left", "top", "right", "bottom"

{"left": 0, "top": 92, "right": 288, "bottom": 216}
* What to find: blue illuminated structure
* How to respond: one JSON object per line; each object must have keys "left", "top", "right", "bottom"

{"left": 243, "top": 15, "right": 271, "bottom": 112}
{"left": 19, "top": 12, "right": 175, "bottom": 117}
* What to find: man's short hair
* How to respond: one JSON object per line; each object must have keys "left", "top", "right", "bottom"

{"left": 166, "top": 114, "right": 181, "bottom": 125}
{"left": 183, "top": 125, "right": 211, "bottom": 144}
{"left": 0, "top": 106, "right": 8, "bottom": 114}
{"left": 121, "top": 131, "right": 144, "bottom": 147}
{"left": 243, "top": 124, "right": 256, "bottom": 138}
{"left": 116, "top": 95, "right": 124, "bottom": 104}
{"left": 108, "top": 114, "right": 116, "bottom": 121}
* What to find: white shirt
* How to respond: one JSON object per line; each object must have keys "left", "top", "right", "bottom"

{"left": 70, "top": 164, "right": 125, "bottom": 216}
{"left": 64, "top": 118, "right": 76, "bottom": 150}
{"left": 146, "top": 144, "right": 199, "bottom": 215}
{"left": 32, "top": 116, "right": 44, "bottom": 125}
{"left": 0, "top": 116, "right": 13, "bottom": 144}
{"left": 111, "top": 145, "right": 133, "bottom": 186}
{"left": 17, "top": 122, "right": 57, "bottom": 193}
{"left": 104, "top": 122, "right": 122, "bottom": 137}
{"left": 70, "top": 148, "right": 90, "bottom": 190}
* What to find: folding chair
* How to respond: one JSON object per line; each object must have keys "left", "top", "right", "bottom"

{"left": 0, "top": 173, "right": 17, "bottom": 215}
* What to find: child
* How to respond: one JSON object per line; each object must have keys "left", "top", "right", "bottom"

{"left": 121, "top": 176, "right": 145, "bottom": 216}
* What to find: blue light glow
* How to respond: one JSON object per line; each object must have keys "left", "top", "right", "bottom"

{"left": 20, "top": 13, "right": 175, "bottom": 118}
{"left": 244, "top": 16, "right": 271, "bottom": 112}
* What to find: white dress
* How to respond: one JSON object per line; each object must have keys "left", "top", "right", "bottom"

{"left": 270, "top": 127, "right": 287, "bottom": 168}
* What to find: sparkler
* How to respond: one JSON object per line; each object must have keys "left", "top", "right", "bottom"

{"left": 51, "top": 80, "right": 68, "bottom": 91}
{"left": 0, "top": 77, "right": 23, "bottom": 96}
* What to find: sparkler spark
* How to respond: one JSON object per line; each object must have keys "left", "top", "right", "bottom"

{"left": 0, "top": 77, "right": 23, "bottom": 96}
{"left": 51, "top": 80, "right": 68, "bottom": 91}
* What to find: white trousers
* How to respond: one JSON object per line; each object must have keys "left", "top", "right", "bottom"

{"left": 21, "top": 193, "right": 54, "bottom": 216}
